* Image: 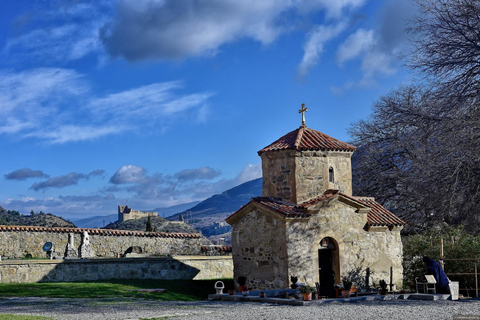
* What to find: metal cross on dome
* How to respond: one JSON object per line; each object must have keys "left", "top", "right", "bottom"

{"left": 299, "top": 103, "right": 308, "bottom": 126}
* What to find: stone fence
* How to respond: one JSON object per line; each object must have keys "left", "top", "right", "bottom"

{"left": 0, "top": 256, "right": 233, "bottom": 283}
{"left": 0, "top": 226, "right": 209, "bottom": 259}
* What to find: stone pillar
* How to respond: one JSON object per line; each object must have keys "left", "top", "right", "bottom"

{"left": 64, "top": 233, "right": 78, "bottom": 258}
{"left": 79, "top": 231, "right": 94, "bottom": 258}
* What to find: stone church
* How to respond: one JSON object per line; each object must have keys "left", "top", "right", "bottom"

{"left": 226, "top": 109, "right": 405, "bottom": 292}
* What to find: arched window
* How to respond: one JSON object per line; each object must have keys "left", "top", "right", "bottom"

{"left": 329, "top": 167, "right": 334, "bottom": 183}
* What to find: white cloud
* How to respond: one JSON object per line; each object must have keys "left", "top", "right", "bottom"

{"left": 236, "top": 163, "right": 262, "bottom": 184}
{"left": 0, "top": 69, "right": 214, "bottom": 144}
{"left": 295, "top": 0, "right": 366, "bottom": 18}
{"left": 331, "top": 0, "right": 416, "bottom": 91}
{"left": 110, "top": 165, "right": 150, "bottom": 185}
{"left": 336, "top": 29, "right": 375, "bottom": 66}
{"left": 175, "top": 167, "right": 221, "bottom": 182}
{"left": 0, "top": 68, "right": 87, "bottom": 116}
{"left": 4, "top": 2, "right": 111, "bottom": 64}
{"left": 99, "top": 0, "right": 370, "bottom": 62}
{"left": 333, "top": 29, "right": 398, "bottom": 90}
{"left": 100, "top": 0, "right": 289, "bottom": 61}
{"left": 297, "top": 22, "right": 346, "bottom": 79}
{"left": 87, "top": 81, "right": 214, "bottom": 122}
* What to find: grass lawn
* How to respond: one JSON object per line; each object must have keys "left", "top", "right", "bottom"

{"left": 0, "top": 279, "right": 234, "bottom": 301}
{"left": 0, "top": 316, "right": 52, "bottom": 320}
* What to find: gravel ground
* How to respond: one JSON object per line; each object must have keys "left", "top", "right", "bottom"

{"left": 0, "top": 297, "right": 479, "bottom": 320}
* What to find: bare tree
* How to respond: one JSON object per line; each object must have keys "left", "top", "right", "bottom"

{"left": 407, "top": 0, "right": 480, "bottom": 99}
{"left": 350, "top": 84, "right": 480, "bottom": 233}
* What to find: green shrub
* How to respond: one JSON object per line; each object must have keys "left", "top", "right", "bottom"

{"left": 403, "top": 225, "right": 480, "bottom": 291}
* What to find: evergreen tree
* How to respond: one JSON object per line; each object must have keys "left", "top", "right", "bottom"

{"left": 146, "top": 215, "right": 153, "bottom": 232}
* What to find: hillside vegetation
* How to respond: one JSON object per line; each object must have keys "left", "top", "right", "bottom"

{"left": 103, "top": 216, "right": 199, "bottom": 233}
{"left": 0, "top": 207, "right": 76, "bottom": 228}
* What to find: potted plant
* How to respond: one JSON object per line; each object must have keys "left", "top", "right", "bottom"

{"left": 342, "top": 278, "right": 353, "bottom": 298}
{"left": 290, "top": 275, "right": 299, "bottom": 289}
{"left": 299, "top": 285, "right": 316, "bottom": 301}
{"left": 379, "top": 280, "right": 388, "bottom": 295}
{"left": 237, "top": 276, "right": 248, "bottom": 293}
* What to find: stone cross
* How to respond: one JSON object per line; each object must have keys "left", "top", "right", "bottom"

{"left": 299, "top": 103, "right": 308, "bottom": 126}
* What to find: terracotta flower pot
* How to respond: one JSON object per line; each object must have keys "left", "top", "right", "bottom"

{"left": 303, "top": 293, "right": 312, "bottom": 301}
{"left": 228, "top": 290, "right": 235, "bottom": 295}
{"left": 342, "top": 289, "right": 351, "bottom": 298}
{"left": 238, "top": 285, "right": 248, "bottom": 292}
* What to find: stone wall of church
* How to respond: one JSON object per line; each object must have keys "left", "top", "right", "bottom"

{"left": 230, "top": 208, "right": 289, "bottom": 290}
{"left": 261, "top": 150, "right": 353, "bottom": 204}
{"left": 286, "top": 201, "right": 403, "bottom": 290}
{"left": 295, "top": 151, "right": 353, "bottom": 200}
{"left": 261, "top": 150, "right": 297, "bottom": 203}
{"left": 0, "top": 227, "right": 206, "bottom": 259}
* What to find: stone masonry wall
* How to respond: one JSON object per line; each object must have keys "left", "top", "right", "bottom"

{"left": 230, "top": 208, "right": 288, "bottom": 290}
{"left": 261, "top": 150, "right": 353, "bottom": 204}
{"left": 0, "top": 256, "right": 233, "bottom": 283}
{"left": 118, "top": 205, "right": 158, "bottom": 222}
{"left": 286, "top": 201, "right": 403, "bottom": 290}
{"left": 0, "top": 227, "right": 207, "bottom": 259}
{"left": 261, "top": 151, "right": 297, "bottom": 203}
{"left": 295, "top": 151, "right": 353, "bottom": 199}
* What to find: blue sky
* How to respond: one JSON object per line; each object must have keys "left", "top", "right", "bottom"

{"left": 0, "top": 0, "right": 415, "bottom": 219}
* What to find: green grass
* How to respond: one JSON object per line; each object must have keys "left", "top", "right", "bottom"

{"left": 0, "top": 315, "right": 52, "bottom": 320}
{"left": 0, "top": 279, "right": 234, "bottom": 301}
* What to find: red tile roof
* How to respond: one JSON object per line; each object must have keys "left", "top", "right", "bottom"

{"left": 354, "top": 197, "right": 406, "bottom": 227}
{"left": 258, "top": 125, "right": 356, "bottom": 154}
{"left": 226, "top": 190, "right": 405, "bottom": 228}
{"left": 201, "top": 246, "right": 232, "bottom": 253}
{"left": 0, "top": 225, "right": 202, "bottom": 238}
{"left": 295, "top": 189, "right": 345, "bottom": 209}
{"left": 255, "top": 197, "right": 311, "bottom": 218}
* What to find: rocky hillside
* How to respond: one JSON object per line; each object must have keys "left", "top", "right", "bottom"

{"left": 103, "top": 216, "right": 200, "bottom": 233}
{"left": 0, "top": 207, "right": 76, "bottom": 228}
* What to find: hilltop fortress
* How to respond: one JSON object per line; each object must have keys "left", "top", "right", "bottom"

{"left": 118, "top": 205, "right": 158, "bottom": 222}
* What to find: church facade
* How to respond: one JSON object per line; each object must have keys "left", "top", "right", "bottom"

{"left": 226, "top": 123, "right": 405, "bottom": 292}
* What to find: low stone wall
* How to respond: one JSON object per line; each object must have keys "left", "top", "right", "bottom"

{"left": 0, "top": 226, "right": 207, "bottom": 259}
{"left": 0, "top": 256, "right": 233, "bottom": 283}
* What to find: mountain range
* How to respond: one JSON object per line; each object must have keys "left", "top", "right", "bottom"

{"left": 15, "top": 178, "right": 263, "bottom": 242}
{"left": 166, "top": 178, "right": 262, "bottom": 241}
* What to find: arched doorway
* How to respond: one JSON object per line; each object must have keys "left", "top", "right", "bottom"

{"left": 318, "top": 237, "right": 339, "bottom": 297}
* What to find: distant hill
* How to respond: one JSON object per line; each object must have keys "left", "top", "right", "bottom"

{"left": 103, "top": 216, "right": 200, "bottom": 233}
{"left": 152, "top": 201, "right": 201, "bottom": 218}
{"left": 70, "top": 201, "right": 200, "bottom": 228}
{"left": 0, "top": 207, "right": 76, "bottom": 228}
{"left": 169, "top": 178, "right": 262, "bottom": 222}
{"left": 71, "top": 214, "right": 117, "bottom": 228}
{"left": 167, "top": 178, "right": 262, "bottom": 241}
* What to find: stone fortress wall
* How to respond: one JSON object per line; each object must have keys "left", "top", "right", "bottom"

{"left": 118, "top": 205, "right": 158, "bottom": 222}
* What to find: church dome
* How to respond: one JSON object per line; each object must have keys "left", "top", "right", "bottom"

{"left": 258, "top": 125, "right": 356, "bottom": 155}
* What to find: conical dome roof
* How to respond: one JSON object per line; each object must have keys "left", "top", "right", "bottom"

{"left": 258, "top": 125, "right": 356, "bottom": 155}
